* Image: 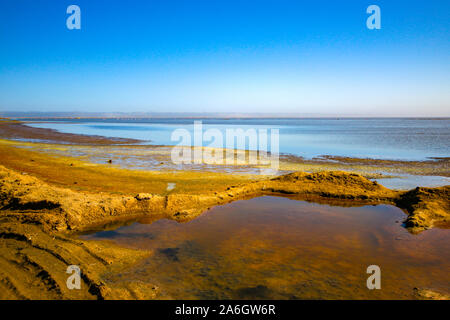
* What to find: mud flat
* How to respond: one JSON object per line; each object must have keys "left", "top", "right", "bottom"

{"left": 0, "top": 120, "right": 448, "bottom": 299}
{"left": 0, "top": 119, "right": 141, "bottom": 145}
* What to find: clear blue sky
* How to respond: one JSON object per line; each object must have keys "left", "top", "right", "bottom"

{"left": 0, "top": 0, "right": 449, "bottom": 116}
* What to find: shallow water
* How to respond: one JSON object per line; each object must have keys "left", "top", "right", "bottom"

{"left": 375, "top": 174, "right": 450, "bottom": 190}
{"left": 25, "top": 118, "right": 450, "bottom": 161}
{"left": 81, "top": 196, "right": 450, "bottom": 299}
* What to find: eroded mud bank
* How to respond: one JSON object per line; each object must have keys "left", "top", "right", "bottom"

{"left": 1, "top": 165, "right": 447, "bottom": 233}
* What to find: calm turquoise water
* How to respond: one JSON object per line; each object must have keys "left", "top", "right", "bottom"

{"left": 25, "top": 118, "right": 450, "bottom": 161}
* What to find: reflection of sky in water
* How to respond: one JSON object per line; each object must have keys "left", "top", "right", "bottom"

{"left": 375, "top": 174, "right": 450, "bottom": 190}
{"left": 80, "top": 196, "right": 450, "bottom": 299}
{"left": 25, "top": 118, "right": 450, "bottom": 161}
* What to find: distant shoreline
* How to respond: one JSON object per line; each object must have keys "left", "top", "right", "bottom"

{"left": 0, "top": 118, "right": 141, "bottom": 145}
{"left": 1, "top": 113, "right": 449, "bottom": 120}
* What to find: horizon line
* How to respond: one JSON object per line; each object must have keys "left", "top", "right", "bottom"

{"left": 1, "top": 111, "right": 449, "bottom": 120}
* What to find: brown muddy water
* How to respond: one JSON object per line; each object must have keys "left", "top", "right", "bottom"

{"left": 80, "top": 196, "right": 450, "bottom": 299}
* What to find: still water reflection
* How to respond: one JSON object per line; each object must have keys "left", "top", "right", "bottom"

{"left": 81, "top": 196, "right": 450, "bottom": 299}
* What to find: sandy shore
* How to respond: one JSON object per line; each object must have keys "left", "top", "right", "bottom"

{"left": 0, "top": 120, "right": 448, "bottom": 299}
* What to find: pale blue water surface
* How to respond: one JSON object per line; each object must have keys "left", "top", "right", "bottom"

{"left": 24, "top": 118, "right": 449, "bottom": 161}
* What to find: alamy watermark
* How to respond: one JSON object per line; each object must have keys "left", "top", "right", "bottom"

{"left": 366, "top": 265, "right": 381, "bottom": 289}
{"left": 66, "top": 5, "right": 81, "bottom": 30}
{"left": 66, "top": 265, "right": 81, "bottom": 290}
{"left": 170, "top": 121, "right": 279, "bottom": 174}
{"left": 366, "top": 5, "right": 381, "bottom": 30}
{"left": 65, "top": 5, "right": 382, "bottom": 32}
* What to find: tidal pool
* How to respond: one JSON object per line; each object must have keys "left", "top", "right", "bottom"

{"left": 81, "top": 196, "right": 450, "bottom": 299}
